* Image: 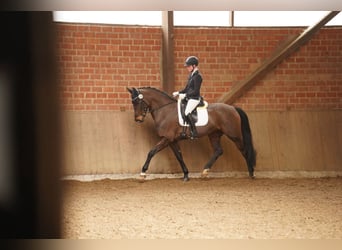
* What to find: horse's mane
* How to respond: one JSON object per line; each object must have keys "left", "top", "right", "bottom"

{"left": 139, "top": 87, "right": 176, "bottom": 102}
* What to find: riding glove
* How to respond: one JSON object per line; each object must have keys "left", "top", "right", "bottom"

{"left": 179, "top": 93, "right": 186, "bottom": 100}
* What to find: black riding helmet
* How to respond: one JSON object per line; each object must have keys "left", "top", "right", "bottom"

{"left": 184, "top": 56, "right": 199, "bottom": 66}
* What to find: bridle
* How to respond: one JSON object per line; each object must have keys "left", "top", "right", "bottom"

{"left": 132, "top": 93, "right": 150, "bottom": 119}
{"left": 131, "top": 90, "right": 175, "bottom": 120}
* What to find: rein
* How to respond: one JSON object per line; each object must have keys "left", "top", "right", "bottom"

{"left": 149, "top": 101, "right": 175, "bottom": 114}
{"left": 131, "top": 88, "right": 176, "bottom": 119}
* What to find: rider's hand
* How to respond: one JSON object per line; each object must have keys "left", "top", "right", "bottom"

{"left": 179, "top": 93, "right": 186, "bottom": 100}
{"left": 172, "top": 91, "right": 179, "bottom": 97}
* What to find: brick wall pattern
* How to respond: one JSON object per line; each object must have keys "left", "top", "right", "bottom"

{"left": 56, "top": 23, "right": 342, "bottom": 111}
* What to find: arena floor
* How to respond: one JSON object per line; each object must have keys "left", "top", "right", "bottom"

{"left": 61, "top": 177, "right": 342, "bottom": 239}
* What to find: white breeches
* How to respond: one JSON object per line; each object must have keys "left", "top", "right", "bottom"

{"left": 185, "top": 99, "right": 200, "bottom": 115}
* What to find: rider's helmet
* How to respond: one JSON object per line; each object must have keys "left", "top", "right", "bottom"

{"left": 184, "top": 56, "right": 199, "bottom": 67}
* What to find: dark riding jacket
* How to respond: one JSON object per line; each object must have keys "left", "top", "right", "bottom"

{"left": 179, "top": 70, "right": 202, "bottom": 99}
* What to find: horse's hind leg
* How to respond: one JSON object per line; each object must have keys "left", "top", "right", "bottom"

{"left": 230, "top": 137, "right": 255, "bottom": 179}
{"left": 202, "top": 132, "right": 223, "bottom": 177}
{"left": 169, "top": 141, "right": 189, "bottom": 182}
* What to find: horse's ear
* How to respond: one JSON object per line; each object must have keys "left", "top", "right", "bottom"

{"left": 127, "top": 87, "right": 133, "bottom": 94}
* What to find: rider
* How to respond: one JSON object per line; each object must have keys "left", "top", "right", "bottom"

{"left": 173, "top": 56, "right": 202, "bottom": 139}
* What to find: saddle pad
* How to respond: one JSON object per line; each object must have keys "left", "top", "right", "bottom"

{"left": 177, "top": 99, "right": 209, "bottom": 126}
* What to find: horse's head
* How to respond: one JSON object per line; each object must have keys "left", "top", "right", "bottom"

{"left": 127, "top": 87, "right": 150, "bottom": 122}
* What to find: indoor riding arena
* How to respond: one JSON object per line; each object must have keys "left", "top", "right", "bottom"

{"left": 54, "top": 11, "right": 342, "bottom": 239}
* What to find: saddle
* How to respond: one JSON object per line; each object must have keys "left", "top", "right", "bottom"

{"left": 177, "top": 97, "right": 209, "bottom": 127}
{"left": 180, "top": 97, "right": 203, "bottom": 122}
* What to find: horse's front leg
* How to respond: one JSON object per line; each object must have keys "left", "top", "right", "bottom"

{"left": 169, "top": 141, "right": 189, "bottom": 182}
{"left": 140, "top": 137, "right": 170, "bottom": 178}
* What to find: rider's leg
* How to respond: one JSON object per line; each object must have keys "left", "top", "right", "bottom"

{"left": 184, "top": 99, "right": 200, "bottom": 115}
{"left": 186, "top": 114, "right": 197, "bottom": 139}
{"left": 185, "top": 99, "right": 200, "bottom": 139}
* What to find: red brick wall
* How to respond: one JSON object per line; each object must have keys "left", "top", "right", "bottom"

{"left": 56, "top": 24, "right": 162, "bottom": 111}
{"left": 56, "top": 23, "right": 342, "bottom": 111}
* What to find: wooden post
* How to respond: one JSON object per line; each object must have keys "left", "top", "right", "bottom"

{"left": 230, "top": 11, "right": 234, "bottom": 27}
{"left": 218, "top": 11, "right": 340, "bottom": 104}
{"left": 161, "top": 11, "right": 175, "bottom": 94}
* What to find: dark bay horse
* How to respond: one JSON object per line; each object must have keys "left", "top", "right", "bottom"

{"left": 127, "top": 87, "right": 256, "bottom": 181}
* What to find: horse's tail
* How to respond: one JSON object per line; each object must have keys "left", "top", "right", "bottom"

{"left": 234, "top": 107, "right": 256, "bottom": 177}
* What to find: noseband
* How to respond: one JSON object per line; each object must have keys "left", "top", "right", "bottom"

{"left": 132, "top": 92, "right": 150, "bottom": 119}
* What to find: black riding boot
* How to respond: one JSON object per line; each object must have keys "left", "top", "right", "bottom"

{"left": 186, "top": 114, "right": 198, "bottom": 139}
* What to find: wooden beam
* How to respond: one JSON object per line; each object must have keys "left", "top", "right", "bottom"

{"left": 218, "top": 11, "right": 340, "bottom": 104}
{"left": 161, "top": 11, "right": 174, "bottom": 94}
{"left": 229, "top": 11, "right": 234, "bottom": 27}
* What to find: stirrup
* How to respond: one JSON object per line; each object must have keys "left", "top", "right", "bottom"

{"left": 180, "top": 125, "right": 187, "bottom": 138}
{"left": 190, "top": 132, "right": 198, "bottom": 140}
{"left": 180, "top": 132, "right": 187, "bottom": 138}
{"left": 189, "top": 127, "right": 198, "bottom": 139}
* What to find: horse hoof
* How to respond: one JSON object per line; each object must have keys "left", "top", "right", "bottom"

{"left": 137, "top": 172, "right": 147, "bottom": 181}
{"left": 183, "top": 177, "right": 189, "bottom": 182}
{"left": 201, "top": 169, "right": 210, "bottom": 178}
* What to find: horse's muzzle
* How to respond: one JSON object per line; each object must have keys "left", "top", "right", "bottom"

{"left": 135, "top": 116, "right": 144, "bottom": 123}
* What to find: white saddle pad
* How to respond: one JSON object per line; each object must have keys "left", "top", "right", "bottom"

{"left": 177, "top": 98, "right": 209, "bottom": 126}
